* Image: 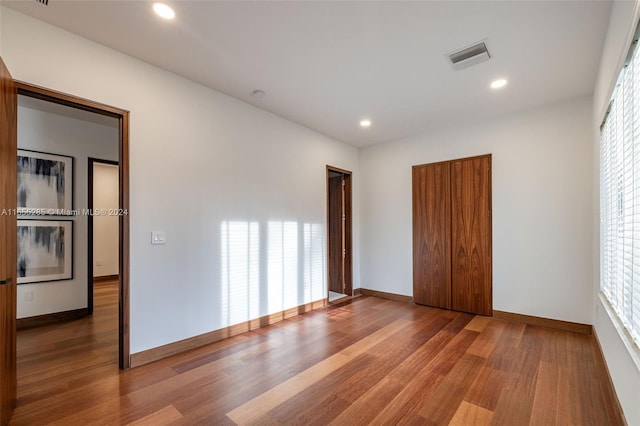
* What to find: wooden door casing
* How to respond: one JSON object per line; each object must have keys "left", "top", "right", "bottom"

{"left": 342, "top": 173, "right": 352, "bottom": 296}
{"left": 412, "top": 162, "right": 451, "bottom": 309}
{"left": 0, "top": 56, "right": 17, "bottom": 426}
{"left": 15, "top": 81, "right": 131, "bottom": 369}
{"left": 450, "top": 155, "right": 492, "bottom": 316}
{"left": 326, "top": 167, "right": 353, "bottom": 299}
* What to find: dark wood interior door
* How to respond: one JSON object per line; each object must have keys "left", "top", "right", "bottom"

{"left": 0, "top": 56, "right": 18, "bottom": 426}
{"left": 450, "top": 156, "right": 492, "bottom": 316}
{"left": 328, "top": 175, "right": 343, "bottom": 294}
{"left": 412, "top": 162, "right": 451, "bottom": 309}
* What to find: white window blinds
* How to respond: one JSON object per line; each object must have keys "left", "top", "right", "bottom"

{"left": 600, "top": 35, "right": 640, "bottom": 347}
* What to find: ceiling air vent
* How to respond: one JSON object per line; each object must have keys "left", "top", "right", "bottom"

{"left": 446, "top": 41, "right": 491, "bottom": 71}
{"left": 35, "top": 0, "right": 49, "bottom": 5}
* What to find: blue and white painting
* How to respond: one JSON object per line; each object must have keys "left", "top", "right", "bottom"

{"left": 17, "top": 220, "right": 73, "bottom": 284}
{"left": 17, "top": 150, "right": 73, "bottom": 213}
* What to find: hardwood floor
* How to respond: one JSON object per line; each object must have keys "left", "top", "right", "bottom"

{"left": 11, "top": 281, "right": 623, "bottom": 425}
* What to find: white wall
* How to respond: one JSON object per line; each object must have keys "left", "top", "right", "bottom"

{"left": 360, "top": 96, "right": 593, "bottom": 324}
{"left": 93, "top": 162, "right": 119, "bottom": 277}
{"left": 0, "top": 6, "right": 3, "bottom": 57}
{"left": 592, "top": 1, "right": 640, "bottom": 424}
{"left": 0, "top": 7, "right": 360, "bottom": 354}
{"left": 2, "top": 3, "right": 637, "bottom": 421}
{"left": 17, "top": 98, "right": 118, "bottom": 318}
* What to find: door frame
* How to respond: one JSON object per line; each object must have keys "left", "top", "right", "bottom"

{"left": 87, "top": 158, "right": 119, "bottom": 315}
{"left": 15, "top": 81, "right": 131, "bottom": 369}
{"left": 0, "top": 56, "right": 17, "bottom": 426}
{"left": 326, "top": 165, "right": 353, "bottom": 300}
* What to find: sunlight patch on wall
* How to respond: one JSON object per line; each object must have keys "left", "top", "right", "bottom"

{"left": 220, "top": 220, "right": 326, "bottom": 326}
{"left": 304, "top": 223, "right": 325, "bottom": 302}
{"left": 221, "top": 221, "right": 260, "bottom": 326}
{"left": 268, "top": 221, "right": 298, "bottom": 313}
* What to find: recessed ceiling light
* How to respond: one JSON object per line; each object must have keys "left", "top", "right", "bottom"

{"left": 360, "top": 119, "right": 372, "bottom": 128}
{"left": 490, "top": 79, "right": 508, "bottom": 89}
{"left": 153, "top": 3, "right": 175, "bottom": 20}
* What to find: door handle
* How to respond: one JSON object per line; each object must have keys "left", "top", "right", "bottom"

{"left": 0, "top": 277, "right": 12, "bottom": 286}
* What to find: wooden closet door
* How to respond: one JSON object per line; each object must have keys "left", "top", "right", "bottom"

{"left": 450, "top": 155, "right": 492, "bottom": 316}
{"left": 412, "top": 162, "right": 451, "bottom": 309}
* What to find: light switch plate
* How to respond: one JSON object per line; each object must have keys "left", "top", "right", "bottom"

{"left": 151, "top": 231, "right": 166, "bottom": 245}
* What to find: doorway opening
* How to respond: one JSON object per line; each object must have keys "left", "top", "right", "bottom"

{"left": 326, "top": 166, "right": 352, "bottom": 303}
{"left": 15, "top": 82, "right": 130, "bottom": 369}
{"left": 88, "top": 158, "right": 120, "bottom": 315}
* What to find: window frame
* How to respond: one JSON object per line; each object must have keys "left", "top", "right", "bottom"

{"left": 599, "top": 24, "right": 640, "bottom": 362}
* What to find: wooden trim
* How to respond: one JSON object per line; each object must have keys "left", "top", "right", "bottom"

{"left": 493, "top": 310, "right": 592, "bottom": 335}
{"left": 359, "top": 288, "right": 413, "bottom": 304}
{"left": 592, "top": 328, "right": 628, "bottom": 425}
{"left": 94, "top": 275, "right": 119, "bottom": 283}
{"left": 87, "top": 159, "right": 94, "bottom": 315}
{"left": 353, "top": 288, "right": 362, "bottom": 296}
{"left": 16, "top": 82, "right": 131, "bottom": 370}
{"left": 344, "top": 173, "right": 353, "bottom": 296}
{"left": 120, "top": 112, "right": 130, "bottom": 370}
{"left": 17, "top": 308, "right": 88, "bottom": 330}
{"left": 326, "top": 165, "right": 352, "bottom": 175}
{"left": 15, "top": 81, "right": 125, "bottom": 118}
{"left": 0, "top": 56, "right": 18, "bottom": 425}
{"left": 130, "top": 299, "right": 327, "bottom": 368}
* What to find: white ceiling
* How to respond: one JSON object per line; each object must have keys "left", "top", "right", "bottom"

{"left": 3, "top": 0, "right": 612, "bottom": 147}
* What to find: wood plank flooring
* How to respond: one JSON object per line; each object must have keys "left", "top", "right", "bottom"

{"left": 10, "top": 281, "right": 624, "bottom": 425}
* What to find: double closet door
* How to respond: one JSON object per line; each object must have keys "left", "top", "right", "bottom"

{"left": 412, "top": 154, "right": 492, "bottom": 316}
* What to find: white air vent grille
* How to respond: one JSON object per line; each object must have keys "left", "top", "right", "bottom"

{"left": 447, "top": 41, "right": 491, "bottom": 70}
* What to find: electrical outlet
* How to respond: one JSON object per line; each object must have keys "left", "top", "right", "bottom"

{"left": 24, "top": 290, "right": 33, "bottom": 302}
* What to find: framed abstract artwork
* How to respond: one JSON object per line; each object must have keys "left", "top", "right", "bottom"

{"left": 17, "top": 219, "right": 73, "bottom": 284}
{"left": 17, "top": 149, "right": 73, "bottom": 214}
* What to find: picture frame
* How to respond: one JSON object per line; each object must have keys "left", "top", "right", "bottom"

{"left": 17, "top": 219, "right": 73, "bottom": 284}
{"left": 17, "top": 149, "right": 73, "bottom": 215}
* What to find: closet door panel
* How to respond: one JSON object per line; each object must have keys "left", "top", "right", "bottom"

{"left": 412, "top": 162, "right": 451, "bottom": 309}
{"left": 450, "top": 156, "right": 492, "bottom": 316}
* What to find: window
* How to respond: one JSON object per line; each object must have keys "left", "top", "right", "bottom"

{"left": 600, "top": 33, "right": 640, "bottom": 348}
